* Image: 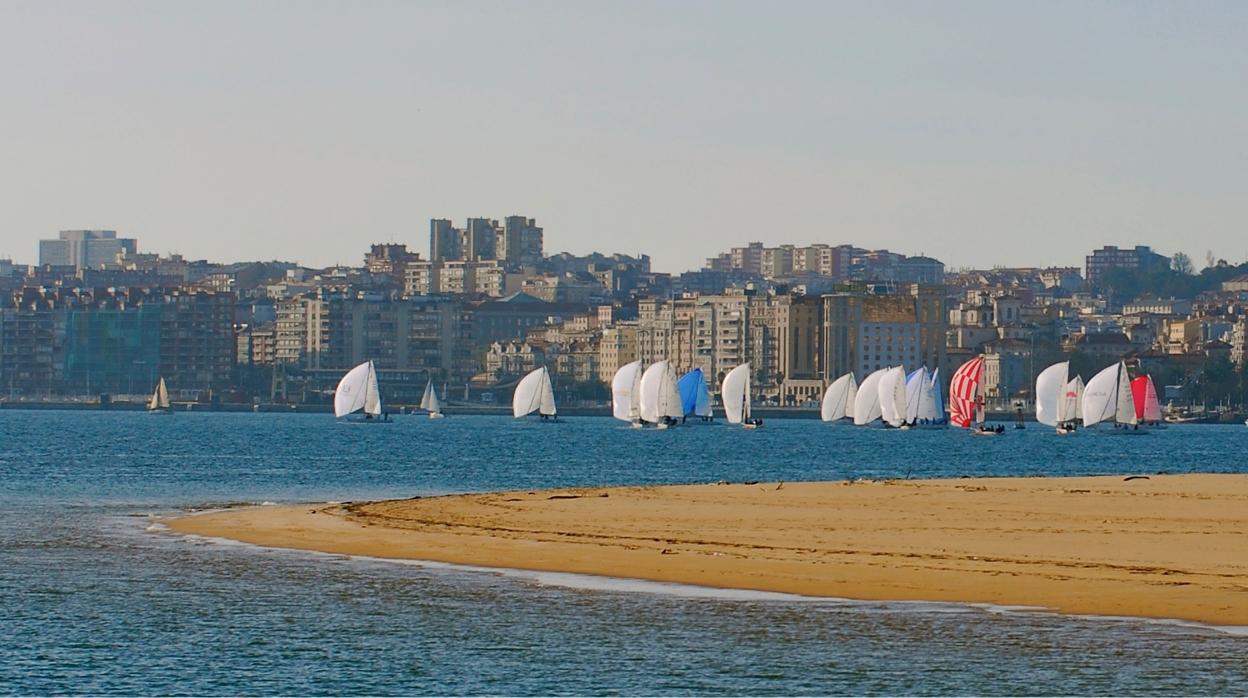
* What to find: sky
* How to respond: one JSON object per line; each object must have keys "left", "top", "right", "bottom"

{"left": 1, "top": 0, "right": 1245, "bottom": 273}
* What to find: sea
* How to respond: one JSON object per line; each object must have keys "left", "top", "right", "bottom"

{"left": 2, "top": 410, "right": 1246, "bottom": 696}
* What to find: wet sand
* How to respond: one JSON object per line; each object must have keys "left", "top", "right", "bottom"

{"left": 167, "top": 474, "right": 1248, "bottom": 625}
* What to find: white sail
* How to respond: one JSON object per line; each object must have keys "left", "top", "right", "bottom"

{"left": 148, "top": 377, "right": 170, "bottom": 411}
{"left": 904, "top": 367, "right": 927, "bottom": 424}
{"left": 878, "top": 366, "right": 908, "bottom": 427}
{"left": 1115, "top": 363, "right": 1137, "bottom": 425}
{"left": 639, "top": 361, "right": 683, "bottom": 423}
{"left": 611, "top": 360, "right": 644, "bottom": 422}
{"left": 334, "top": 361, "right": 381, "bottom": 418}
{"left": 853, "top": 367, "right": 888, "bottom": 426}
{"left": 513, "top": 366, "right": 556, "bottom": 418}
{"left": 845, "top": 375, "right": 857, "bottom": 419}
{"left": 419, "top": 379, "right": 442, "bottom": 414}
{"left": 425, "top": 380, "right": 442, "bottom": 414}
{"left": 1035, "top": 361, "right": 1069, "bottom": 427}
{"left": 820, "top": 373, "right": 856, "bottom": 422}
{"left": 1081, "top": 362, "right": 1123, "bottom": 427}
{"left": 916, "top": 368, "right": 938, "bottom": 422}
{"left": 721, "top": 363, "right": 751, "bottom": 424}
{"left": 1071, "top": 375, "right": 1084, "bottom": 420}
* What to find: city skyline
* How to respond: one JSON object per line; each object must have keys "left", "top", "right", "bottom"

{"left": 2, "top": 1, "right": 1247, "bottom": 273}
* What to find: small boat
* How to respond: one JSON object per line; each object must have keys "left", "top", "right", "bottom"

{"left": 927, "top": 368, "right": 948, "bottom": 427}
{"left": 820, "top": 372, "right": 857, "bottom": 422}
{"left": 513, "top": 366, "right": 557, "bottom": 421}
{"left": 334, "top": 360, "right": 386, "bottom": 421}
{"left": 419, "top": 379, "right": 444, "bottom": 419}
{"left": 853, "top": 367, "right": 890, "bottom": 426}
{"left": 1130, "top": 374, "right": 1164, "bottom": 429}
{"left": 611, "top": 360, "right": 644, "bottom": 427}
{"left": 640, "top": 360, "right": 683, "bottom": 429}
{"left": 1082, "top": 361, "right": 1144, "bottom": 434}
{"left": 147, "top": 377, "right": 172, "bottom": 414}
{"left": 677, "top": 368, "right": 714, "bottom": 423}
{"left": 949, "top": 355, "right": 992, "bottom": 434}
{"left": 878, "top": 366, "right": 908, "bottom": 429}
{"left": 1036, "top": 361, "right": 1083, "bottom": 434}
{"left": 721, "top": 363, "right": 761, "bottom": 428}
{"left": 905, "top": 366, "right": 942, "bottom": 427}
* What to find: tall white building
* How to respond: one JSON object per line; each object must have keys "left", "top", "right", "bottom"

{"left": 38, "top": 230, "right": 137, "bottom": 270}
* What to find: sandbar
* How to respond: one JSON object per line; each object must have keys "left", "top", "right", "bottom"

{"left": 166, "top": 474, "right": 1248, "bottom": 625}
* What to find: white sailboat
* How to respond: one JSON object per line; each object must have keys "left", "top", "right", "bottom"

{"left": 611, "top": 360, "right": 644, "bottom": 427}
{"left": 853, "top": 367, "right": 889, "bottom": 426}
{"left": 721, "top": 363, "right": 758, "bottom": 428}
{"left": 639, "top": 360, "right": 683, "bottom": 428}
{"left": 419, "top": 379, "right": 444, "bottom": 419}
{"left": 878, "top": 366, "right": 908, "bottom": 428}
{"left": 147, "top": 377, "right": 172, "bottom": 414}
{"left": 908, "top": 369, "right": 938, "bottom": 424}
{"left": 1081, "top": 361, "right": 1139, "bottom": 431}
{"left": 1036, "top": 361, "right": 1080, "bottom": 434}
{"left": 820, "top": 372, "right": 857, "bottom": 422}
{"left": 513, "top": 366, "right": 557, "bottom": 420}
{"left": 334, "top": 360, "right": 383, "bottom": 420}
{"left": 927, "top": 368, "right": 946, "bottom": 426}
{"left": 1070, "top": 375, "right": 1084, "bottom": 423}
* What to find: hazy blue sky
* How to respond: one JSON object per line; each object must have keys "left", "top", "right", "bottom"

{"left": 1, "top": 0, "right": 1245, "bottom": 273}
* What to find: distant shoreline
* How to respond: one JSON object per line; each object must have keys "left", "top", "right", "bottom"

{"left": 0, "top": 401, "right": 1089, "bottom": 421}
{"left": 167, "top": 475, "right": 1248, "bottom": 626}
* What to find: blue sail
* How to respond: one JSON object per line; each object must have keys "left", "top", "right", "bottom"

{"left": 677, "top": 368, "right": 709, "bottom": 416}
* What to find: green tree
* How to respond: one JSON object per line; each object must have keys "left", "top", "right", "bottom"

{"left": 1171, "top": 252, "right": 1194, "bottom": 275}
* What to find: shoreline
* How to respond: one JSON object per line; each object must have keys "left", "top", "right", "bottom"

{"left": 166, "top": 475, "right": 1248, "bottom": 626}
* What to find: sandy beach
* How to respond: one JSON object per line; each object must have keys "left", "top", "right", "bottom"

{"left": 167, "top": 474, "right": 1248, "bottom": 625}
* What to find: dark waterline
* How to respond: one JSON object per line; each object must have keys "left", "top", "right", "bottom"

{"left": 2, "top": 411, "right": 1245, "bottom": 695}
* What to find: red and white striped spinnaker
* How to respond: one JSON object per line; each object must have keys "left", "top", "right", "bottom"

{"left": 949, "top": 356, "right": 985, "bottom": 428}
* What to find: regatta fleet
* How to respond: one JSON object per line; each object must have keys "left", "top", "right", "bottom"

{"left": 326, "top": 355, "right": 1225, "bottom": 432}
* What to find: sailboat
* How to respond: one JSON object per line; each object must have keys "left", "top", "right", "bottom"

{"left": 1131, "top": 374, "right": 1164, "bottom": 427}
{"left": 907, "top": 366, "right": 941, "bottom": 427}
{"left": 853, "top": 367, "right": 889, "bottom": 426}
{"left": 147, "top": 377, "right": 172, "bottom": 414}
{"left": 950, "top": 356, "right": 993, "bottom": 434}
{"left": 878, "top": 366, "right": 909, "bottom": 428}
{"left": 928, "top": 368, "right": 946, "bottom": 426}
{"left": 820, "top": 372, "right": 857, "bottom": 422}
{"left": 513, "top": 366, "right": 557, "bottom": 421}
{"left": 611, "top": 360, "right": 644, "bottom": 427}
{"left": 419, "top": 379, "right": 444, "bottom": 419}
{"left": 1081, "top": 361, "right": 1140, "bottom": 433}
{"left": 640, "top": 360, "right": 684, "bottom": 429}
{"left": 1036, "top": 361, "right": 1081, "bottom": 434}
{"left": 334, "top": 360, "right": 384, "bottom": 421}
{"left": 677, "top": 368, "right": 713, "bottom": 422}
{"left": 721, "top": 362, "right": 759, "bottom": 428}
{"left": 1069, "top": 375, "right": 1084, "bottom": 425}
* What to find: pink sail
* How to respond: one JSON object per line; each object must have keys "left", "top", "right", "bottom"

{"left": 949, "top": 356, "right": 984, "bottom": 428}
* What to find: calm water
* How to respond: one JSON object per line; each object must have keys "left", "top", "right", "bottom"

{"left": 2, "top": 411, "right": 1245, "bottom": 695}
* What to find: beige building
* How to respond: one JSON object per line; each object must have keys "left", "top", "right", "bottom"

{"left": 821, "top": 284, "right": 946, "bottom": 381}
{"left": 598, "top": 324, "right": 639, "bottom": 383}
